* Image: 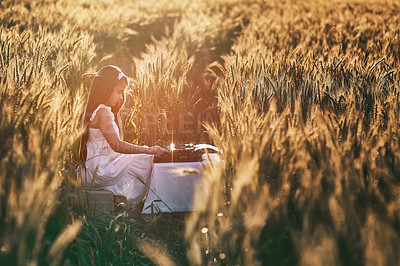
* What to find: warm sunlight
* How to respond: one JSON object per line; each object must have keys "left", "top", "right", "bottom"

{"left": 1, "top": 0, "right": 400, "bottom": 265}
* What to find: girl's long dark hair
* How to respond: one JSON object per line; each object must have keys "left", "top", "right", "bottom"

{"left": 79, "top": 65, "right": 128, "bottom": 164}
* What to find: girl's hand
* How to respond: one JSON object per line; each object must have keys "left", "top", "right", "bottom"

{"left": 149, "top": 146, "right": 168, "bottom": 156}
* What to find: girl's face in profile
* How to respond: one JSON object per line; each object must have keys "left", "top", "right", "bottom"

{"left": 106, "top": 84, "right": 126, "bottom": 107}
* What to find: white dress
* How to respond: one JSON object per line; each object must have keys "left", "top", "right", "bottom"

{"left": 81, "top": 104, "right": 154, "bottom": 207}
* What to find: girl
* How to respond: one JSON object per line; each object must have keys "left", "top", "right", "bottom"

{"left": 79, "top": 65, "right": 166, "bottom": 223}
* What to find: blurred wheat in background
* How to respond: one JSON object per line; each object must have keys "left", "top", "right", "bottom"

{"left": 1, "top": 0, "right": 400, "bottom": 265}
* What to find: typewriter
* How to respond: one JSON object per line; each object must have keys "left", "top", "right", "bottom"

{"left": 153, "top": 144, "right": 219, "bottom": 163}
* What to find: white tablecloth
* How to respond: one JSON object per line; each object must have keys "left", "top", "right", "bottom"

{"left": 142, "top": 162, "right": 206, "bottom": 214}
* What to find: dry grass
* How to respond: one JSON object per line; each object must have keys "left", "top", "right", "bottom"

{"left": 0, "top": 27, "right": 88, "bottom": 264}
{"left": 1, "top": 0, "right": 400, "bottom": 265}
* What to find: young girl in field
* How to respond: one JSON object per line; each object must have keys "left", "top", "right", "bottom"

{"left": 79, "top": 65, "right": 167, "bottom": 223}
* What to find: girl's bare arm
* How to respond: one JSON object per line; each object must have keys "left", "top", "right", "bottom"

{"left": 96, "top": 108, "right": 165, "bottom": 155}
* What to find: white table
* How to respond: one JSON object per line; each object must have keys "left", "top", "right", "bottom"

{"left": 142, "top": 161, "right": 206, "bottom": 214}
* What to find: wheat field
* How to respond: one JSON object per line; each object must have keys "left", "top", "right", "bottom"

{"left": 1, "top": 0, "right": 400, "bottom": 265}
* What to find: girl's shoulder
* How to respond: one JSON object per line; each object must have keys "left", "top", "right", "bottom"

{"left": 90, "top": 104, "right": 114, "bottom": 122}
